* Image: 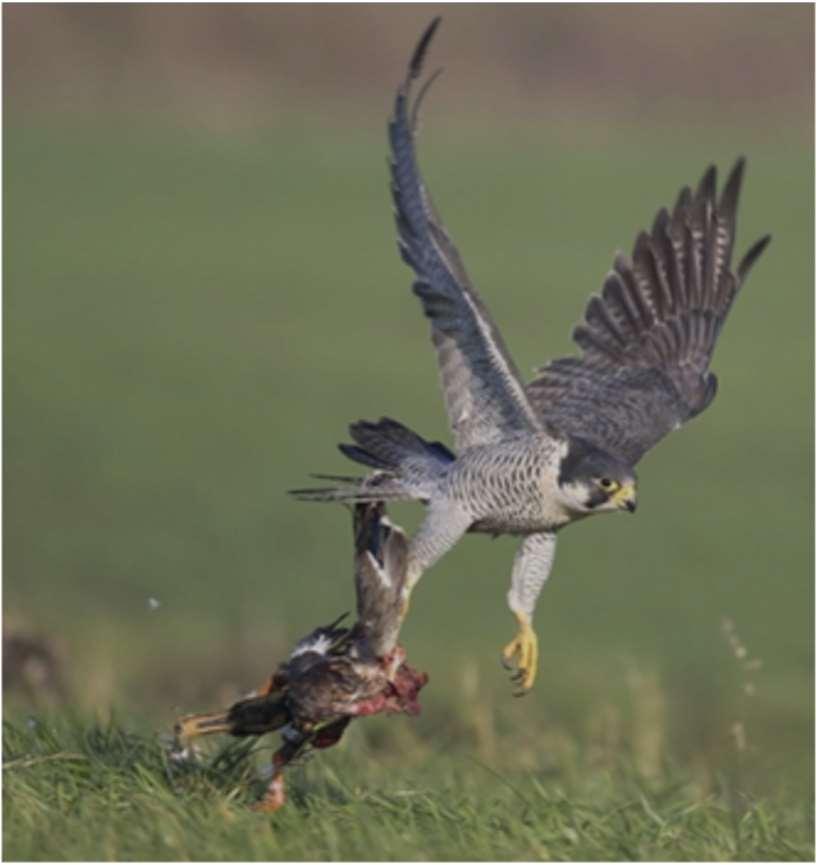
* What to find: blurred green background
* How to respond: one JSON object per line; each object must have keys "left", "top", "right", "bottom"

{"left": 4, "top": 4, "right": 813, "bottom": 803}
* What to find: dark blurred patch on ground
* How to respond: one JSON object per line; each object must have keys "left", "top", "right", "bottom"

{"left": 3, "top": 621, "right": 68, "bottom": 706}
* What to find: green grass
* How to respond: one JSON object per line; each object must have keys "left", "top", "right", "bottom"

{"left": 4, "top": 108, "right": 813, "bottom": 859}
{"left": 3, "top": 717, "right": 812, "bottom": 861}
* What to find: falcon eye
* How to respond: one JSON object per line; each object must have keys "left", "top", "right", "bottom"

{"left": 598, "top": 477, "right": 618, "bottom": 491}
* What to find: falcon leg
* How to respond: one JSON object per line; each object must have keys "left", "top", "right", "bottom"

{"left": 502, "top": 532, "right": 556, "bottom": 695}
{"left": 402, "top": 502, "right": 473, "bottom": 615}
{"left": 502, "top": 612, "right": 539, "bottom": 694}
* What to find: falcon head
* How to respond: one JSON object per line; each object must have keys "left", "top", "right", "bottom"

{"left": 557, "top": 438, "right": 637, "bottom": 516}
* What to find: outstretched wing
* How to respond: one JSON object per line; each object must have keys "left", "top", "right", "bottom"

{"left": 527, "top": 160, "right": 770, "bottom": 465}
{"left": 390, "top": 19, "right": 543, "bottom": 452}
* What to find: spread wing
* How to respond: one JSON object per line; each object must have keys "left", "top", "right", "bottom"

{"left": 527, "top": 159, "right": 771, "bottom": 465}
{"left": 390, "top": 19, "right": 543, "bottom": 452}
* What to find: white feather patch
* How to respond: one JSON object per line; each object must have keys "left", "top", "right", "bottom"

{"left": 365, "top": 551, "right": 392, "bottom": 588}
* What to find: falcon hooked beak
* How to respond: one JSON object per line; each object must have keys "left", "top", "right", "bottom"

{"left": 611, "top": 482, "right": 637, "bottom": 513}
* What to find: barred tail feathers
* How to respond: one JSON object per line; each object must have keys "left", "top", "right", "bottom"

{"left": 289, "top": 418, "right": 454, "bottom": 504}
{"left": 289, "top": 472, "right": 413, "bottom": 504}
{"left": 342, "top": 417, "right": 454, "bottom": 471}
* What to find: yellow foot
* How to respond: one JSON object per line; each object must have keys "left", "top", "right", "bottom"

{"left": 501, "top": 615, "right": 538, "bottom": 695}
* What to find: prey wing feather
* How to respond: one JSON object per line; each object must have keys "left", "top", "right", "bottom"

{"left": 353, "top": 502, "right": 410, "bottom": 658}
{"left": 391, "top": 19, "right": 542, "bottom": 451}
{"left": 528, "top": 159, "right": 770, "bottom": 465}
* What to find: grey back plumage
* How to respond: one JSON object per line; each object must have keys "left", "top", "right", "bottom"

{"left": 390, "top": 18, "right": 544, "bottom": 452}
{"left": 526, "top": 160, "right": 770, "bottom": 464}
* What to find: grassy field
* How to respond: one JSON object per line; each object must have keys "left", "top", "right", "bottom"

{"left": 3, "top": 716, "right": 813, "bottom": 861}
{"left": 4, "top": 106, "right": 813, "bottom": 860}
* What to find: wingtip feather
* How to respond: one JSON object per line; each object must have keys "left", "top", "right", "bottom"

{"left": 737, "top": 234, "right": 771, "bottom": 283}
{"left": 696, "top": 164, "right": 717, "bottom": 203}
{"left": 718, "top": 156, "right": 746, "bottom": 222}
{"left": 409, "top": 17, "right": 442, "bottom": 81}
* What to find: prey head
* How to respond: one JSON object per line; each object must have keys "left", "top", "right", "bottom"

{"left": 557, "top": 438, "right": 637, "bottom": 516}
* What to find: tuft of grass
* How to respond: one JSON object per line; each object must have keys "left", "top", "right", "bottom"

{"left": 3, "top": 716, "right": 813, "bottom": 861}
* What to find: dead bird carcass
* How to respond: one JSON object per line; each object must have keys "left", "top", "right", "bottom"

{"left": 173, "top": 502, "right": 428, "bottom": 811}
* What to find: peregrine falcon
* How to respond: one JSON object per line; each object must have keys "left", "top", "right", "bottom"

{"left": 292, "top": 19, "right": 770, "bottom": 693}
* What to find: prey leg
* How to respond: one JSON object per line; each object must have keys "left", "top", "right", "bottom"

{"left": 252, "top": 737, "right": 306, "bottom": 813}
{"left": 252, "top": 749, "right": 291, "bottom": 813}
{"left": 502, "top": 532, "right": 556, "bottom": 695}
{"left": 311, "top": 717, "right": 352, "bottom": 749}
{"left": 174, "top": 711, "right": 233, "bottom": 749}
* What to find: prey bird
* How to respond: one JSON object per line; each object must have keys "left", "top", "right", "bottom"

{"left": 292, "top": 19, "right": 770, "bottom": 693}
{"left": 174, "top": 502, "right": 427, "bottom": 811}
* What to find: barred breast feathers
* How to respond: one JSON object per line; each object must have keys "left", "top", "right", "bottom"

{"left": 446, "top": 435, "right": 571, "bottom": 531}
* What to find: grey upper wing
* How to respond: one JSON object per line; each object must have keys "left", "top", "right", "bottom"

{"left": 527, "top": 159, "right": 771, "bottom": 465}
{"left": 390, "top": 19, "right": 543, "bottom": 452}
